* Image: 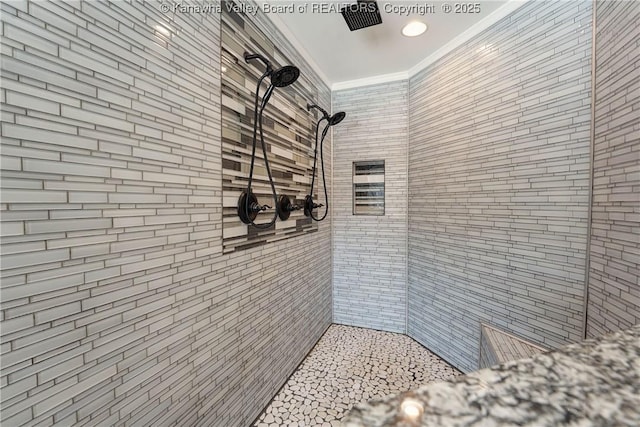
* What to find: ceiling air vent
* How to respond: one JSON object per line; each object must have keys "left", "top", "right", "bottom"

{"left": 341, "top": 0, "right": 382, "bottom": 31}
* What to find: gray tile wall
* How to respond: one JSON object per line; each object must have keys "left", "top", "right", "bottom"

{"left": 407, "top": 1, "right": 593, "bottom": 372}
{"left": 332, "top": 81, "right": 409, "bottom": 333}
{"left": 586, "top": 0, "right": 640, "bottom": 337}
{"left": 0, "top": 1, "right": 331, "bottom": 426}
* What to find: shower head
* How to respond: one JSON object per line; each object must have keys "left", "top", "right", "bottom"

{"left": 308, "top": 104, "right": 346, "bottom": 126}
{"left": 259, "top": 68, "right": 298, "bottom": 110}
{"left": 271, "top": 65, "right": 300, "bottom": 88}
{"left": 245, "top": 52, "right": 299, "bottom": 88}
{"left": 328, "top": 111, "right": 346, "bottom": 126}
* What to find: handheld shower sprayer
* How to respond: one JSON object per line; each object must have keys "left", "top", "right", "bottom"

{"left": 305, "top": 103, "right": 346, "bottom": 221}
{"left": 237, "top": 52, "right": 300, "bottom": 227}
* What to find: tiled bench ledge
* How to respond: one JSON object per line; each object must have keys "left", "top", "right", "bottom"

{"left": 479, "top": 323, "right": 548, "bottom": 368}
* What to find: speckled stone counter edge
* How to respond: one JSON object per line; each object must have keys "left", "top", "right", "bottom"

{"left": 343, "top": 325, "right": 640, "bottom": 427}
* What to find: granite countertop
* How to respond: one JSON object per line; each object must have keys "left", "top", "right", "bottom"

{"left": 342, "top": 325, "right": 640, "bottom": 427}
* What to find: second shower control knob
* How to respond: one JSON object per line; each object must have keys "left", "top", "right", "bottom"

{"left": 277, "top": 195, "right": 302, "bottom": 221}
{"left": 303, "top": 195, "right": 323, "bottom": 218}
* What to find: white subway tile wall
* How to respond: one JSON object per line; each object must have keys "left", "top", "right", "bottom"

{"left": 586, "top": 0, "right": 640, "bottom": 337}
{"left": 407, "top": 1, "right": 593, "bottom": 372}
{"left": 0, "top": 1, "right": 331, "bottom": 426}
{"left": 332, "top": 81, "right": 409, "bottom": 333}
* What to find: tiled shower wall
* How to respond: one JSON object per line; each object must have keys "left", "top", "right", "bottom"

{"left": 332, "top": 81, "right": 408, "bottom": 333}
{"left": 407, "top": 1, "right": 593, "bottom": 372}
{"left": 0, "top": 1, "right": 331, "bottom": 426}
{"left": 586, "top": 0, "right": 640, "bottom": 337}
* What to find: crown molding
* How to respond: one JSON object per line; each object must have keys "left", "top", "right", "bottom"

{"left": 331, "top": 71, "right": 409, "bottom": 91}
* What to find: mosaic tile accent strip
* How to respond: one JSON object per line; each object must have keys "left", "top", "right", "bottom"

{"left": 220, "top": 4, "right": 321, "bottom": 254}
{"left": 252, "top": 324, "right": 461, "bottom": 427}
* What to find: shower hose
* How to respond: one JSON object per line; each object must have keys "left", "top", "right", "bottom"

{"left": 245, "top": 72, "right": 279, "bottom": 229}
{"left": 308, "top": 120, "right": 330, "bottom": 222}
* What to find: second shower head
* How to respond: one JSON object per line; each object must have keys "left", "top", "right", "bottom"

{"left": 307, "top": 103, "right": 346, "bottom": 126}
{"left": 328, "top": 111, "right": 346, "bottom": 126}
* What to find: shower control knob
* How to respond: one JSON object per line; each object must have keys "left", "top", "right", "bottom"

{"left": 277, "top": 195, "right": 302, "bottom": 221}
{"left": 253, "top": 204, "right": 271, "bottom": 212}
{"left": 303, "top": 195, "right": 324, "bottom": 217}
{"left": 237, "top": 191, "right": 271, "bottom": 224}
{"left": 285, "top": 204, "right": 302, "bottom": 212}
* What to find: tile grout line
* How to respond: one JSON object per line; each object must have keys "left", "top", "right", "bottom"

{"left": 581, "top": 0, "right": 598, "bottom": 340}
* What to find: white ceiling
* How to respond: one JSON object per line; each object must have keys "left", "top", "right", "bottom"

{"left": 264, "top": 1, "right": 514, "bottom": 87}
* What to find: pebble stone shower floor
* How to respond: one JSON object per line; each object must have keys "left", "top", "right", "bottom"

{"left": 252, "top": 324, "right": 461, "bottom": 426}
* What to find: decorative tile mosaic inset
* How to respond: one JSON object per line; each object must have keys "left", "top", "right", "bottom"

{"left": 221, "top": 5, "right": 322, "bottom": 253}
{"left": 253, "top": 324, "right": 461, "bottom": 426}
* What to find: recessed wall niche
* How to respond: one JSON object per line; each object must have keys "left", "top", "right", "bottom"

{"left": 220, "top": 5, "right": 320, "bottom": 253}
{"left": 353, "top": 160, "right": 385, "bottom": 215}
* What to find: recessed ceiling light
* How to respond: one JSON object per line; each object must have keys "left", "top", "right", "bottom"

{"left": 402, "top": 21, "right": 427, "bottom": 37}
